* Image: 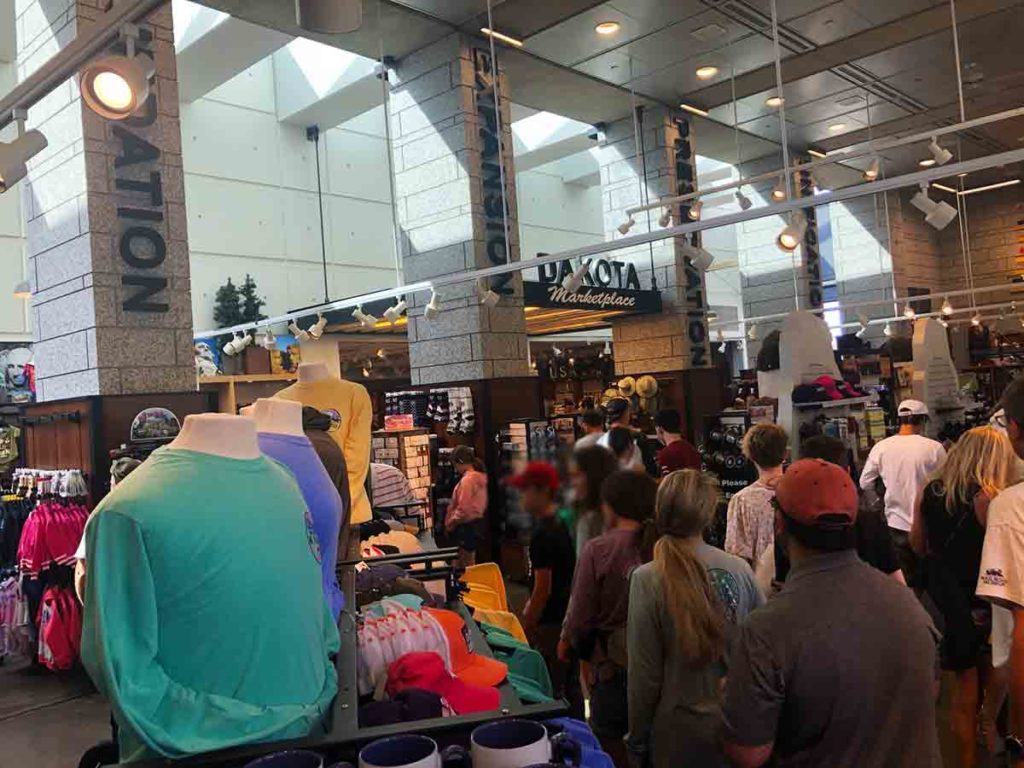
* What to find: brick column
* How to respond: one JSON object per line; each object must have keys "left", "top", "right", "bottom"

{"left": 388, "top": 34, "right": 530, "bottom": 386}
{"left": 18, "top": 0, "right": 193, "bottom": 401}
{"left": 599, "top": 109, "right": 711, "bottom": 374}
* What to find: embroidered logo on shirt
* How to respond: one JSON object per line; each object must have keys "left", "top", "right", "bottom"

{"left": 981, "top": 568, "right": 1007, "bottom": 587}
{"left": 305, "top": 510, "right": 322, "bottom": 564}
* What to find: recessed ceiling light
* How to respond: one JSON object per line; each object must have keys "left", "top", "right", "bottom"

{"left": 696, "top": 65, "right": 719, "bottom": 80}
{"left": 679, "top": 103, "right": 709, "bottom": 117}
{"left": 919, "top": 158, "right": 936, "bottom": 167}
{"left": 765, "top": 96, "right": 784, "bottom": 107}
{"left": 480, "top": 27, "right": 524, "bottom": 47}
{"left": 595, "top": 21, "right": 620, "bottom": 35}
{"left": 957, "top": 172, "right": 968, "bottom": 177}
{"left": 827, "top": 123, "right": 846, "bottom": 132}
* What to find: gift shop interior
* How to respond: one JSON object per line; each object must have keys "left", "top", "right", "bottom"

{"left": 0, "top": 0, "right": 1023, "bottom": 765}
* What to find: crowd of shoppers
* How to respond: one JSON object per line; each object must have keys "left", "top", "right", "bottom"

{"left": 500, "top": 387, "right": 1024, "bottom": 768}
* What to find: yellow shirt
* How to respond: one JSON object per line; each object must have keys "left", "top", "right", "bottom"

{"left": 275, "top": 378, "right": 373, "bottom": 523}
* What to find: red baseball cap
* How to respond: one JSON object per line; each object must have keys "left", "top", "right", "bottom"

{"left": 775, "top": 459, "right": 858, "bottom": 526}
{"left": 386, "top": 651, "right": 499, "bottom": 715}
{"left": 507, "top": 462, "right": 560, "bottom": 494}
{"left": 424, "top": 608, "right": 508, "bottom": 687}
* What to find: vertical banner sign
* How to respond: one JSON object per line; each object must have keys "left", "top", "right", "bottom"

{"left": 672, "top": 117, "right": 711, "bottom": 368}
{"left": 472, "top": 47, "right": 513, "bottom": 295}
{"left": 797, "top": 167, "right": 823, "bottom": 313}
{"left": 108, "top": 28, "right": 170, "bottom": 313}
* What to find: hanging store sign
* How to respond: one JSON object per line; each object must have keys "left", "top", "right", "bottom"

{"left": 523, "top": 282, "right": 662, "bottom": 313}
{"left": 673, "top": 117, "right": 710, "bottom": 367}
{"left": 535, "top": 257, "right": 642, "bottom": 291}
{"left": 108, "top": 27, "right": 169, "bottom": 314}
{"left": 472, "top": 47, "right": 514, "bottom": 296}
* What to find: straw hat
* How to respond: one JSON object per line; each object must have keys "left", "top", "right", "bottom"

{"left": 617, "top": 376, "right": 637, "bottom": 398}
{"left": 636, "top": 375, "right": 659, "bottom": 399}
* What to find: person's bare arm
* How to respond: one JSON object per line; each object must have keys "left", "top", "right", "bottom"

{"left": 910, "top": 489, "right": 927, "bottom": 558}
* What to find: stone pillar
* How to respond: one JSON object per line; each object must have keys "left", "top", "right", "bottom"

{"left": 598, "top": 108, "right": 711, "bottom": 375}
{"left": 18, "top": 0, "right": 193, "bottom": 401}
{"left": 388, "top": 34, "right": 530, "bottom": 386}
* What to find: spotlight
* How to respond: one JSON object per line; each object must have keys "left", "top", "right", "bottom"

{"left": 617, "top": 217, "right": 635, "bottom": 235}
{"left": 770, "top": 182, "right": 786, "bottom": 202}
{"left": 352, "top": 306, "right": 378, "bottom": 330}
{"left": 603, "top": 341, "right": 612, "bottom": 356}
{"left": 552, "top": 345, "right": 563, "bottom": 357}
{"left": 260, "top": 328, "right": 276, "bottom": 350}
{"left": 863, "top": 157, "right": 880, "bottom": 182}
{"left": 682, "top": 242, "right": 714, "bottom": 271}
{"left": 383, "top": 298, "right": 407, "bottom": 324}
{"left": 424, "top": 290, "right": 441, "bottom": 321}
{"left": 776, "top": 211, "right": 807, "bottom": 252}
{"left": 902, "top": 302, "right": 916, "bottom": 320}
{"left": 562, "top": 262, "right": 590, "bottom": 293}
{"left": 0, "top": 110, "right": 48, "bottom": 194}
{"left": 288, "top": 321, "right": 310, "bottom": 341}
{"left": 910, "top": 184, "right": 937, "bottom": 215}
{"left": 376, "top": 348, "right": 387, "bottom": 359}
{"left": 475, "top": 280, "right": 500, "bottom": 308}
{"left": 79, "top": 25, "right": 155, "bottom": 121}
{"left": 687, "top": 200, "right": 703, "bottom": 220}
{"left": 883, "top": 322, "right": 894, "bottom": 338}
{"left": 928, "top": 137, "right": 953, "bottom": 166}
{"left": 658, "top": 208, "right": 673, "bottom": 227}
{"left": 734, "top": 189, "right": 752, "bottom": 210}
{"left": 13, "top": 280, "right": 31, "bottom": 299}
{"left": 971, "top": 313, "right": 982, "bottom": 327}
{"left": 924, "top": 201, "right": 958, "bottom": 231}
{"left": 941, "top": 297, "right": 954, "bottom": 316}
{"left": 939, "top": 318, "right": 949, "bottom": 329}
{"left": 747, "top": 324, "right": 759, "bottom": 341}
{"left": 308, "top": 313, "right": 327, "bottom": 340}
{"left": 224, "top": 332, "right": 252, "bottom": 356}
{"left": 362, "top": 366, "right": 371, "bottom": 378}
{"left": 716, "top": 328, "right": 727, "bottom": 353}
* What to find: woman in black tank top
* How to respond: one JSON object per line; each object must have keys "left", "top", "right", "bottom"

{"left": 911, "top": 426, "right": 1016, "bottom": 768}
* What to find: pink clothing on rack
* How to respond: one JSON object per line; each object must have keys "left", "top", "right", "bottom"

{"left": 445, "top": 470, "right": 488, "bottom": 530}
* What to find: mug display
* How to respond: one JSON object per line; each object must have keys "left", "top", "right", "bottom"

{"left": 470, "top": 720, "right": 580, "bottom": 768}
{"left": 359, "top": 734, "right": 468, "bottom": 768}
{"left": 244, "top": 751, "right": 326, "bottom": 768}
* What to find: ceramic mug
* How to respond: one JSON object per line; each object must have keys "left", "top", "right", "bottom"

{"left": 359, "top": 734, "right": 469, "bottom": 768}
{"left": 470, "top": 719, "right": 581, "bottom": 768}
{"left": 243, "top": 750, "right": 325, "bottom": 768}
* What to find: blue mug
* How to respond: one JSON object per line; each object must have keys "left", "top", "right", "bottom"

{"left": 470, "top": 719, "right": 581, "bottom": 768}
{"left": 359, "top": 734, "right": 467, "bottom": 768}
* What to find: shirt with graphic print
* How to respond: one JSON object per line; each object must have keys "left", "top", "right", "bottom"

{"left": 978, "top": 482, "right": 1024, "bottom": 609}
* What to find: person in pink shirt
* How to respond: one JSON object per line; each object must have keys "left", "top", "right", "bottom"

{"left": 445, "top": 446, "right": 488, "bottom": 567}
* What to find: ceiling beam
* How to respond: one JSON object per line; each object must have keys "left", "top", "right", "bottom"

{"left": 274, "top": 48, "right": 383, "bottom": 130}
{"left": 686, "top": 0, "right": 1021, "bottom": 110}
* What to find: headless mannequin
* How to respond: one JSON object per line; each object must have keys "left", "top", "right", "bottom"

{"left": 241, "top": 399, "right": 304, "bottom": 437}
{"left": 169, "top": 414, "right": 261, "bottom": 460}
{"left": 297, "top": 362, "right": 332, "bottom": 383}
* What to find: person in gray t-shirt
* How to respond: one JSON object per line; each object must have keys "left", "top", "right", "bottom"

{"left": 626, "top": 470, "right": 763, "bottom": 768}
{"left": 722, "top": 459, "right": 941, "bottom": 768}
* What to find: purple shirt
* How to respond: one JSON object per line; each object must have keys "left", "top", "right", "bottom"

{"left": 562, "top": 527, "right": 644, "bottom": 647}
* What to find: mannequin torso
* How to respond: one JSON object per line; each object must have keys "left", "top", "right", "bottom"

{"left": 168, "top": 414, "right": 261, "bottom": 459}
{"left": 241, "top": 398, "right": 305, "bottom": 436}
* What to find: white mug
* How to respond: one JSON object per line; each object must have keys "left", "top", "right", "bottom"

{"left": 470, "top": 720, "right": 580, "bottom": 768}
{"left": 359, "top": 735, "right": 468, "bottom": 768}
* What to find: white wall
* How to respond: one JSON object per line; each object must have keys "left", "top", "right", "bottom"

{"left": 182, "top": 56, "right": 399, "bottom": 332}
{"left": 0, "top": 53, "right": 31, "bottom": 342}
{"left": 516, "top": 168, "right": 604, "bottom": 265}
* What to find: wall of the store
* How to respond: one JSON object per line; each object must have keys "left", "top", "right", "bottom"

{"left": 0, "top": 44, "right": 30, "bottom": 342}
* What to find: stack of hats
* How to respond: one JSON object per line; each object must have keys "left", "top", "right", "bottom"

{"left": 792, "top": 375, "right": 869, "bottom": 404}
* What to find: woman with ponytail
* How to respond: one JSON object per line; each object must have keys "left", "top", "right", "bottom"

{"left": 626, "top": 470, "right": 763, "bottom": 768}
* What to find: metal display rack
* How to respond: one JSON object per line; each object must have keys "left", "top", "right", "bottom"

{"left": 125, "top": 548, "right": 565, "bottom": 767}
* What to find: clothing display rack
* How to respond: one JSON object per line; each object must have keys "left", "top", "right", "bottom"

{"left": 124, "top": 549, "right": 566, "bottom": 768}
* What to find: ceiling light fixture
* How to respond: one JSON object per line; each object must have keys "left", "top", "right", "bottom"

{"left": 883, "top": 322, "right": 894, "bottom": 338}
{"left": 807, "top": 148, "right": 828, "bottom": 159}
{"left": 603, "top": 341, "right": 612, "bottom": 356}
{"left": 902, "top": 302, "right": 916, "bottom": 320}
{"left": 679, "top": 103, "right": 709, "bottom": 118}
{"left": 617, "top": 217, "right": 635, "bottom": 235}
{"left": 79, "top": 24, "right": 155, "bottom": 121}
{"left": 475, "top": 280, "right": 500, "bottom": 308}
{"left": 909, "top": 182, "right": 958, "bottom": 230}
{"left": 856, "top": 313, "right": 870, "bottom": 338}
{"left": 687, "top": 200, "right": 703, "bottom": 220}
{"left": 919, "top": 158, "right": 936, "bottom": 167}
{"left": 13, "top": 280, "right": 30, "bottom": 300}
{"left": 552, "top": 345, "right": 563, "bottom": 357}
{"left": 960, "top": 178, "right": 1020, "bottom": 196}
{"left": 928, "top": 136, "right": 953, "bottom": 166}
{"left": 658, "top": 208, "right": 673, "bottom": 227}
{"left": 562, "top": 262, "right": 590, "bottom": 293}
{"left": 828, "top": 123, "right": 846, "bottom": 132}
{"left": 0, "top": 109, "right": 48, "bottom": 194}
{"left": 695, "top": 65, "right": 719, "bottom": 80}
{"left": 863, "top": 157, "right": 880, "bottom": 182}
{"left": 971, "top": 312, "right": 982, "bottom": 327}
{"left": 480, "top": 27, "right": 524, "bottom": 47}
{"left": 941, "top": 297, "right": 954, "bottom": 316}
{"left": 308, "top": 313, "right": 327, "bottom": 340}
{"left": 776, "top": 211, "right": 807, "bottom": 252}
{"left": 682, "top": 241, "right": 714, "bottom": 271}
{"left": 747, "top": 323, "right": 759, "bottom": 341}
{"left": 939, "top": 317, "right": 949, "bottom": 328}
{"left": 770, "top": 182, "right": 787, "bottom": 202}
{"left": 288, "top": 321, "right": 310, "bottom": 342}
{"left": 424, "top": 290, "right": 441, "bottom": 321}
{"left": 352, "top": 306, "right": 378, "bottom": 330}
{"left": 717, "top": 328, "right": 727, "bottom": 353}
{"left": 735, "top": 189, "right": 753, "bottom": 210}
{"left": 261, "top": 328, "right": 276, "bottom": 350}
{"left": 595, "top": 21, "right": 620, "bottom": 35}
{"left": 383, "top": 298, "right": 407, "bottom": 324}
{"left": 765, "top": 96, "right": 784, "bottom": 108}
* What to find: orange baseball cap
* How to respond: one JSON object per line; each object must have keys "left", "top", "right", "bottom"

{"left": 507, "top": 462, "right": 560, "bottom": 494}
{"left": 775, "top": 458, "right": 858, "bottom": 527}
{"left": 424, "top": 608, "right": 508, "bottom": 688}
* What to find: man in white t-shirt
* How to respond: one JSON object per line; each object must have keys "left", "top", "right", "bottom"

{"left": 597, "top": 398, "right": 644, "bottom": 471}
{"left": 859, "top": 399, "right": 946, "bottom": 583}
{"left": 978, "top": 379, "right": 1024, "bottom": 764}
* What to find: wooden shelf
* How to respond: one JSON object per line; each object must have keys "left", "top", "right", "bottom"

{"left": 793, "top": 395, "right": 874, "bottom": 410}
{"left": 199, "top": 373, "right": 297, "bottom": 384}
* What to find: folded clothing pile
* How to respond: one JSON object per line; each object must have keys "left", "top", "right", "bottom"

{"left": 792, "top": 375, "right": 869, "bottom": 404}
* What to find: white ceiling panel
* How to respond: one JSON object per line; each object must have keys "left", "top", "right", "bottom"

{"left": 784, "top": 2, "right": 874, "bottom": 45}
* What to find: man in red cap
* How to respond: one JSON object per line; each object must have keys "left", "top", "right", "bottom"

{"left": 509, "top": 462, "right": 575, "bottom": 696}
{"left": 722, "top": 459, "right": 941, "bottom": 768}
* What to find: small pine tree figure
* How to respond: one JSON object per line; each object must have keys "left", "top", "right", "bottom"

{"left": 239, "top": 273, "right": 267, "bottom": 324}
{"left": 213, "top": 278, "right": 243, "bottom": 329}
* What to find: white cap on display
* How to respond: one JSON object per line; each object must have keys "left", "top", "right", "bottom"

{"left": 897, "top": 399, "right": 929, "bottom": 417}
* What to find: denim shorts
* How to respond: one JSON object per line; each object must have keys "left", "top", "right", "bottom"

{"left": 588, "top": 666, "right": 628, "bottom": 739}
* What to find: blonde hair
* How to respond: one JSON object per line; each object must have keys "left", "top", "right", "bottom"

{"left": 932, "top": 426, "right": 1015, "bottom": 515}
{"left": 654, "top": 470, "right": 724, "bottom": 663}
